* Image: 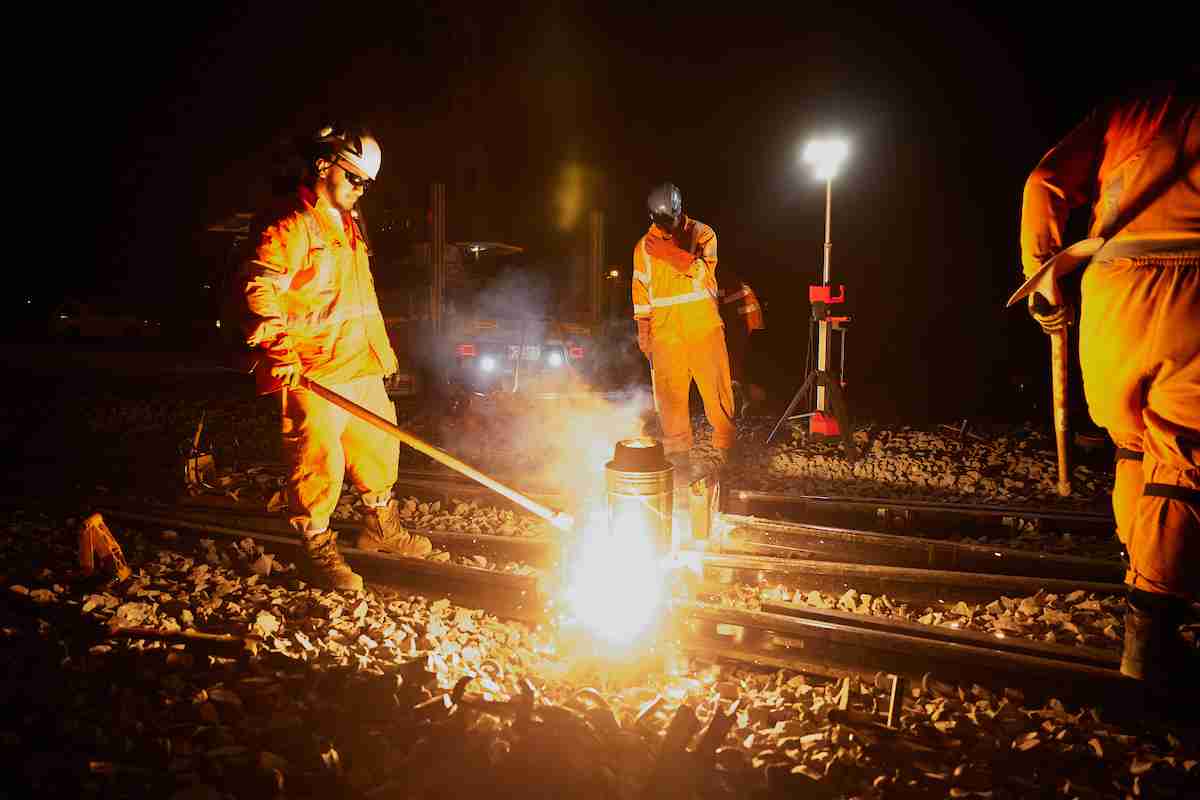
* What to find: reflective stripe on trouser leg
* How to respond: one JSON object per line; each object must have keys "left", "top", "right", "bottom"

{"left": 1080, "top": 260, "right": 1199, "bottom": 597}
{"left": 651, "top": 337, "right": 695, "bottom": 453}
{"left": 1112, "top": 439, "right": 1145, "bottom": 547}
{"left": 690, "top": 329, "right": 737, "bottom": 450}
{"left": 339, "top": 375, "right": 400, "bottom": 502}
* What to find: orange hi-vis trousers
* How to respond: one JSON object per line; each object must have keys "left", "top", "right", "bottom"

{"left": 1080, "top": 257, "right": 1199, "bottom": 598}
{"left": 280, "top": 375, "right": 399, "bottom": 534}
{"left": 651, "top": 328, "right": 737, "bottom": 454}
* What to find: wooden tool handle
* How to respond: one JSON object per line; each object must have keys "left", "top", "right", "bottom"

{"left": 301, "top": 377, "right": 574, "bottom": 530}
{"left": 1049, "top": 329, "right": 1072, "bottom": 496}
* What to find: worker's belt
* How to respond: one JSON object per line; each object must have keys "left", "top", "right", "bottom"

{"left": 1143, "top": 483, "right": 1200, "bottom": 506}
{"left": 1115, "top": 448, "right": 1144, "bottom": 464}
{"left": 650, "top": 289, "right": 714, "bottom": 307}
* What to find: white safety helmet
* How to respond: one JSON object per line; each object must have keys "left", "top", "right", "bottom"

{"left": 312, "top": 124, "right": 382, "bottom": 181}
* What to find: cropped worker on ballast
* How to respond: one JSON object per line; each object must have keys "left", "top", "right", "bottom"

{"left": 1018, "top": 75, "right": 1198, "bottom": 682}
{"left": 717, "top": 267, "right": 765, "bottom": 417}
{"left": 238, "top": 124, "right": 433, "bottom": 591}
{"left": 633, "top": 182, "right": 736, "bottom": 469}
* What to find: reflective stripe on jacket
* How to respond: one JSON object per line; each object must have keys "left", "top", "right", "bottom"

{"left": 632, "top": 215, "right": 722, "bottom": 343}
{"left": 719, "top": 282, "right": 765, "bottom": 332}
{"left": 240, "top": 187, "right": 398, "bottom": 393}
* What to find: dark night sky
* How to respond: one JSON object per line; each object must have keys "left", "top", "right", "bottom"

{"left": 68, "top": 2, "right": 1195, "bottom": 421}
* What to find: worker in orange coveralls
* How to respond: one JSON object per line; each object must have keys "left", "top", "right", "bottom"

{"left": 633, "top": 182, "right": 736, "bottom": 470}
{"left": 239, "top": 124, "right": 433, "bottom": 592}
{"left": 717, "top": 268, "right": 765, "bottom": 418}
{"left": 1019, "top": 76, "right": 1198, "bottom": 682}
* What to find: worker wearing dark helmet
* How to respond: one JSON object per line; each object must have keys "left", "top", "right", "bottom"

{"left": 238, "top": 124, "right": 434, "bottom": 591}
{"left": 633, "top": 182, "right": 736, "bottom": 470}
{"left": 1019, "top": 77, "right": 1198, "bottom": 683}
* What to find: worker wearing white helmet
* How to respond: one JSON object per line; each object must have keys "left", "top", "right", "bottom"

{"left": 238, "top": 123, "right": 433, "bottom": 591}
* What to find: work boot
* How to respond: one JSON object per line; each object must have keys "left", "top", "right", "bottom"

{"left": 1120, "top": 590, "right": 1193, "bottom": 681}
{"left": 302, "top": 529, "right": 364, "bottom": 592}
{"left": 357, "top": 500, "right": 434, "bottom": 557}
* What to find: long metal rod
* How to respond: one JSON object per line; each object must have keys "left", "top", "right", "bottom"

{"left": 730, "top": 490, "right": 1111, "bottom": 524}
{"left": 720, "top": 514, "right": 1122, "bottom": 582}
{"left": 679, "top": 603, "right": 1123, "bottom": 683}
{"left": 699, "top": 552, "right": 1124, "bottom": 602}
{"left": 301, "top": 377, "right": 574, "bottom": 531}
{"left": 815, "top": 177, "right": 833, "bottom": 412}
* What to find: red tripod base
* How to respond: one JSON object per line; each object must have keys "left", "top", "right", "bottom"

{"left": 809, "top": 411, "right": 841, "bottom": 437}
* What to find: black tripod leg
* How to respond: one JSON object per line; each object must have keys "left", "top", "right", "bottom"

{"left": 767, "top": 372, "right": 817, "bottom": 445}
{"left": 824, "top": 377, "right": 857, "bottom": 462}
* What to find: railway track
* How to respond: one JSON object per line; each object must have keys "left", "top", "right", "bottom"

{"left": 96, "top": 500, "right": 1136, "bottom": 706}
{"left": 390, "top": 466, "right": 1116, "bottom": 543}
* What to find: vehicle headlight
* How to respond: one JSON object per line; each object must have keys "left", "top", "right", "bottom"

{"left": 480, "top": 356, "right": 496, "bottom": 372}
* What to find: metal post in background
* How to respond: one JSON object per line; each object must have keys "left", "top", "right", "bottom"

{"left": 589, "top": 210, "right": 605, "bottom": 324}
{"left": 431, "top": 183, "right": 446, "bottom": 334}
{"left": 816, "top": 177, "right": 832, "bottom": 412}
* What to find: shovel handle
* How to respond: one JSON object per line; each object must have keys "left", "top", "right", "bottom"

{"left": 1049, "top": 329, "right": 1072, "bottom": 496}
{"left": 300, "top": 377, "right": 574, "bottom": 531}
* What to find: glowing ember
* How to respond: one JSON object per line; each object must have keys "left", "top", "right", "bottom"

{"left": 560, "top": 510, "right": 667, "bottom": 644}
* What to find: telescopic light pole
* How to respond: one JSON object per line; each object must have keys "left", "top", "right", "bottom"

{"left": 802, "top": 139, "right": 848, "bottom": 413}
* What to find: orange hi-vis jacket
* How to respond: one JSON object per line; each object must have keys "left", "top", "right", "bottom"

{"left": 632, "top": 216, "right": 722, "bottom": 343}
{"left": 240, "top": 187, "right": 398, "bottom": 394}
{"left": 719, "top": 281, "right": 765, "bottom": 332}
{"left": 1021, "top": 85, "right": 1200, "bottom": 278}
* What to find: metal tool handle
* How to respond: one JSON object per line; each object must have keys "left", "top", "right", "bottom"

{"left": 1049, "top": 329, "right": 1072, "bottom": 496}
{"left": 301, "top": 377, "right": 574, "bottom": 531}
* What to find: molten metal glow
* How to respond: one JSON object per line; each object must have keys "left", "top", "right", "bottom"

{"left": 561, "top": 510, "right": 666, "bottom": 644}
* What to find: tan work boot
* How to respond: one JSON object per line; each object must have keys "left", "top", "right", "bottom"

{"left": 356, "top": 500, "right": 433, "bottom": 557}
{"left": 302, "top": 529, "right": 364, "bottom": 592}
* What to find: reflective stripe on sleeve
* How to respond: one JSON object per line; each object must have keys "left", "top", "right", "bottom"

{"left": 722, "top": 287, "right": 749, "bottom": 304}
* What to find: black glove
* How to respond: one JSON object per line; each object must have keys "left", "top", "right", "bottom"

{"left": 1028, "top": 294, "right": 1073, "bottom": 334}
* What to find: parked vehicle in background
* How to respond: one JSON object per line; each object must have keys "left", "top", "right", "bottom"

{"left": 50, "top": 299, "right": 162, "bottom": 340}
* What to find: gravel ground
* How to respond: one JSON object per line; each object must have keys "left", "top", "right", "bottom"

{"left": 2, "top": 512, "right": 1198, "bottom": 799}
{"left": 694, "top": 417, "right": 1114, "bottom": 510}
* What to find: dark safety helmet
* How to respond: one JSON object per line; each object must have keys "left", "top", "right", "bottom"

{"left": 647, "top": 182, "right": 683, "bottom": 230}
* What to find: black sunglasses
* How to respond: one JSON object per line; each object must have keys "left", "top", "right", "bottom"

{"left": 338, "top": 159, "right": 373, "bottom": 190}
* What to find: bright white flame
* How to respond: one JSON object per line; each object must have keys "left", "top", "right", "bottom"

{"left": 561, "top": 510, "right": 666, "bottom": 644}
{"left": 480, "top": 355, "right": 496, "bottom": 372}
{"left": 609, "top": 269, "right": 619, "bottom": 278}
{"left": 547, "top": 351, "right": 564, "bottom": 368}
{"left": 803, "top": 138, "right": 849, "bottom": 180}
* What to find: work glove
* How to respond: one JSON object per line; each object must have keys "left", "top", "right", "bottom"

{"left": 644, "top": 235, "right": 696, "bottom": 275}
{"left": 270, "top": 358, "right": 304, "bottom": 388}
{"left": 637, "top": 319, "right": 652, "bottom": 358}
{"left": 1027, "top": 294, "right": 1074, "bottom": 334}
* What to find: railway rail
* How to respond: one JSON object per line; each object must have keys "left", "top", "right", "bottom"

{"left": 95, "top": 500, "right": 1136, "bottom": 706}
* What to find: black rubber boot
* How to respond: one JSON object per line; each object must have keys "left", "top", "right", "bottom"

{"left": 1120, "top": 589, "right": 1191, "bottom": 681}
